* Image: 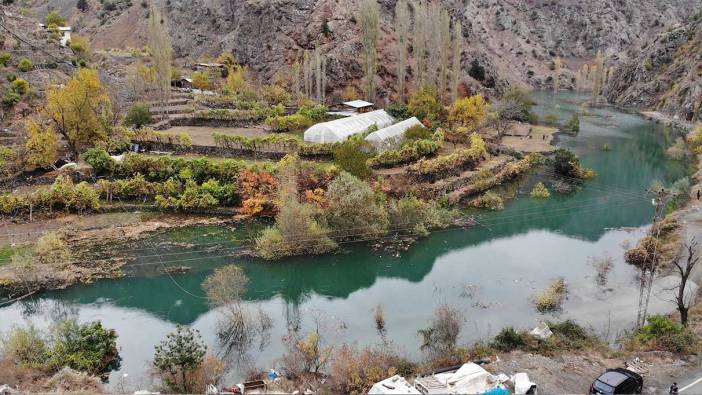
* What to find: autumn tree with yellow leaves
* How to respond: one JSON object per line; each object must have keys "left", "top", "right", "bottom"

{"left": 448, "top": 94, "right": 488, "bottom": 131}
{"left": 44, "top": 69, "right": 113, "bottom": 159}
{"left": 24, "top": 120, "right": 59, "bottom": 169}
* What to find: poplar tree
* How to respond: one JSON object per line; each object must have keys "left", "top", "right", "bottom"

{"left": 553, "top": 57, "right": 562, "bottom": 93}
{"left": 148, "top": 4, "right": 172, "bottom": 119}
{"left": 395, "top": 0, "right": 410, "bottom": 102}
{"left": 413, "top": 1, "right": 427, "bottom": 90}
{"left": 303, "top": 50, "right": 312, "bottom": 99}
{"left": 439, "top": 9, "right": 451, "bottom": 100}
{"left": 451, "top": 23, "right": 462, "bottom": 102}
{"left": 359, "top": 0, "right": 380, "bottom": 101}
{"left": 591, "top": 50, "right": 605, "bottom": 101}
{"left": 292, "top": 61, "right": 301, "bottom": 103}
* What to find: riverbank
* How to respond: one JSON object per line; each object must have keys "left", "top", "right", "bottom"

{"left": 0, "top": 212, "right": 239, "bottom": 298}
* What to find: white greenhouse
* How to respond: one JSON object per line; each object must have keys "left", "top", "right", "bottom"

{"left": 365, "top": 117, "right": 424, "bottom": 144}
{"left": 303, "top": 110, "right": 395, "bottom": 144}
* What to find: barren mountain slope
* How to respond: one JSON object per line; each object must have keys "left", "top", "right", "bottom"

{"left": 17, "top": 0, "right": 701, "bottom": 101}
{"left": 605, "top": 16, "right": 702, "bottom": 123}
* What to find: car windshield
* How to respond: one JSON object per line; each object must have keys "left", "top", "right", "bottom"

{"left": 592, "top": 380, "right": 615, "bottom": 394}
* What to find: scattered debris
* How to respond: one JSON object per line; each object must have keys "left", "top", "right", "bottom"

{"left": 529, "top": 322, "right": 553, "bottom": 340}
{"left": 369, "top": 375, "right": 420, "bottom": 394}
{"left": 513, "top": 372, "right": 538, "bottom": 394}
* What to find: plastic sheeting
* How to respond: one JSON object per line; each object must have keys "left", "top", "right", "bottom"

{"left": 365, "top": 117, "right": 423, "bottom": 143}
{"left": 303, "top": 110, "right": 394, "bottom": 144}
{"left": 369, "top": 375, "right": 421, "bottom": 394}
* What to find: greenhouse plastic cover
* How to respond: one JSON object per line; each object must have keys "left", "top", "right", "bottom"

{"left": 366, "top": 117, "right": 423, "bottom": 143}
{"left": 303, "top": 110, "right": 394, "bottom": 143}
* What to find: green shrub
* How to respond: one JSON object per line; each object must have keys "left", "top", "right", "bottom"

{"left": 2, "top": 324, "right": 47, "bottom": 368}
{"left": 10, "top": 78, "right": 29, "bottom": 94}
{"left": 470, "top": 191, "right": 504, "bottom": 211}
{"left": 265, "top": 113, "right": 313, "bottom": 132}
{"left": 2, "top": 320, "right": 119, "bottom": 376}
{"left": 333, "top": 136, "right": 374, "bottom": 179}
{"left": 368, "top": 130, "right": 443, "bottom": 168}
{"left": 45, "top": 10, "right": 67, "bottom": 26}
{"left": 407, "top": 133, "right": 487, "bottom": 181}
{"left": 491, "top": 327, "right": 525, "bottom": 351}
{"left": 404, "top": 124, "right": 431, "bottom": 141}
{"left": 2, "top": 90, "right": 21, "bottom": 106}
{"left": 45, "top": 319, "right": 120, "bottom": 375}
{"left": 387, "top": 103, "right": 410, "bottom": 119}
{"left": 298, "top": 104, "right": 328, "bottom": 121}
{"left": 17, "top": 58, "right": 33, "bottom": 72}
{"left": 627, "top": 315, "right": 698, "bottom": 354}
{"left": 0, "top": 52, "right": 11, "bottom": 67}
{"left": 553, "top": 148, "right": 594, "bottom": 180}
{"left": 565, "top": 113, "right": 580, "bottom": 134}
{"left": 80, "top": 148, "right": 114, "bottom": 175}
{"left": 124, "top": 103, "right": 152, "bottom": 128}
{"left": 530, "top": 182, "right": 551, "bottom": 198}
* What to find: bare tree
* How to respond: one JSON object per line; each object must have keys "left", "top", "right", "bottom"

{"left": 394, "top": 0, "right": 410, "bottom": 102}
{"left": 672, "top": 239, "right": 700, "bottom": 327}
{"left": 148, "top": 3, "right": 172, "bottom": 119}
{"left": 451, "top": 22, "right": 462, "bottom": 102}
{"left": 413, "top": 1, "right": 428, "bottom": 90}
{"left": 438, "top": 9, "right": 451, "bottom": 101}
{"left": 359, "top": 0, "right": 380, "bottom": 101}
{"left": 553, "top": 57, "right": 562, "bottom": 93}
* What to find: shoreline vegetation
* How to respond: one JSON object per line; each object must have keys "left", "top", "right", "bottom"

{"left": 0, "top": 73, "right": 602, "bottom": 297}
{"left": 0, "top": 8, "right": 696, "bottom": 389}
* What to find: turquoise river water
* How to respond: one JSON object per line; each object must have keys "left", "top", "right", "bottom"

{"left": 0, "top": 92, "right": 691, "bottom": 389}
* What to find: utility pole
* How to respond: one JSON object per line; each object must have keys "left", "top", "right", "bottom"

{"left": 636, "top": 188, "right": 674, "bottom": 327}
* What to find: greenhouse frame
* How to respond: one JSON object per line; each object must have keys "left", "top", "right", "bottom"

{"left": 303, "top": 110, "right": 395, "bottom": 143}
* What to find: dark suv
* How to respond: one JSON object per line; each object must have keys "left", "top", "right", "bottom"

{"left": 589, "top": 368, "right": 643, "bottom": 394}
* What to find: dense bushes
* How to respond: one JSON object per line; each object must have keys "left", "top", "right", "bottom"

{"left": 0, "top": 176, "right": 100, "bottom": 217}
{"left": 470, "top": 191, "right": 504, "bottom": 210}
{"left": 114, "top": 153, "right": 271, "bottom": 184}
{"left": 124, "top": 103, "right": 153, "bottom": 128}
{"left": 626, "top": 315, "right": 698, "bottom": 354}
{"left": 368, "top": 130, "right": 443, "bottom": 168}
{"left": 255, "top": 161, "right": 456, "bottom": 260}
{"left": 406, "top": 133, "right": 487, "bottom": 181}
{"left": 552, "top": 149, "right": 595, "bottom": 180}
{"left": 265, "top": 105, "right": 328, "bottom": 132}
{"left": 2, "top": 319, "right": 120, "bottom": 376}
{"left": 81, "top": 148, "right": 114, "bottom": 175}
{"left": 215, "top": 133, "right": 337, "bottom": 157}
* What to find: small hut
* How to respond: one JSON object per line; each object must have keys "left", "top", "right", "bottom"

{"left": 342, "top": 100, "right": 375, "bottom": 114}
{"left": 173, "top": 77, "right": 193, "bottom": 90}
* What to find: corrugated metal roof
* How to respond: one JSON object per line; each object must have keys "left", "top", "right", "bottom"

{"left": 366, "top": 117, "right": 423, "bottom": 143}
{"left": 303, "top": 110, "right": 394, "bottom": 144}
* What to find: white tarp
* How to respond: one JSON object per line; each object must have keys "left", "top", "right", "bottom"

{"left": 343, "top": 99, "right": 374, "bottom": 108}
{"left": 369, "top": 375, "right": 420, "bottom": 394}
{"left": 365, "top": 117, "right": 423, "bottom": 143}
{"left": 415, "top": 363, "right": 501, "bottom": 394}
{"left": 303, "top": 110, "right": 394, "bottom": 144}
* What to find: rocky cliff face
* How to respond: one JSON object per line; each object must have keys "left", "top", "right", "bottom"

{"left": 604, "top": 16, "right": 702, "bottom": 123}
{"left": 22, "top": 0, "right": 700, "bottom": 103}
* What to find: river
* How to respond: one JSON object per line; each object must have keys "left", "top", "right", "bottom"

{"left": 0, "top": 92, "right": 690, "bottom": 390}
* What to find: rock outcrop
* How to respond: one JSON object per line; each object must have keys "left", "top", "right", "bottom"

{"left": 605, "top": 16, "right": 702, "bottom": 123}
{"left": 17, "top": 0, "right": 702, "bottom": 104}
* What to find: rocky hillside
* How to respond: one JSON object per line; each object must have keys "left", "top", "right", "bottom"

{"left": 605, "top": 15, "right": 702, "bottom": 123}
{"left": 13, "top": 0, "right": 701, "bottom": 103}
